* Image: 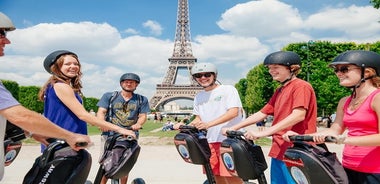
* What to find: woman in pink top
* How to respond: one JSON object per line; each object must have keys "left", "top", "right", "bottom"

{"left": 285, "top": 50, "right": 380, "bottom": 183}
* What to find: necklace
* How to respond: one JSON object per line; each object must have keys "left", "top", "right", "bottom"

{"left": 350, "top": 96, "right": 366, "bottom": 109}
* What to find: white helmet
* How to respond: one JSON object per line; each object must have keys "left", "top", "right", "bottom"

{"left": 0, "top": 12, "right": 16, "bottom": 31}
{"left": 191, "top": 62, "right": 217, "bottom": 75}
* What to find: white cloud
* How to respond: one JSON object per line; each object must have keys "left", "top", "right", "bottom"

{"left": 305, "top": 5, "right": 380, "bottom": 40}
{"left": 217, "top": 0, "right": 303, "bottom": 38}
{"left": 142, "top": 20, "right": 163, "bottom": 36}
{"left": 124, "top": 28, "right": 139, "bottom": 35}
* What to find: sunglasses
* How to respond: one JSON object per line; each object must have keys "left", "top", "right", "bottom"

{"left": 333, "top": 66, "right": 360, "bottom": 74}
{"left": 0, "top": 29, "right": 6, "bottom": 37}
{"left": 193, "top": 73, "right": 213, "bottom": 78}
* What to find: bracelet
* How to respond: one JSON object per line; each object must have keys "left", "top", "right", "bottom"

{"left": 26, "top": 131, "right": 33, "bottom": 138}
{"left": 336, "top": 135, "right": 346, "bottom": 144}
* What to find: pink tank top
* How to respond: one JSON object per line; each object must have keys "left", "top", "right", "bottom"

{"left": 342, "top": 89, "right": 380, "bottom": 173}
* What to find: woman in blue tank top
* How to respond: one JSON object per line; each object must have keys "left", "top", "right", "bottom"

{"left": 37, "top": 50, "right": 135, "bottom": 151}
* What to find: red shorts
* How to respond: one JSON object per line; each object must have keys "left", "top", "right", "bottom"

{"left": 204, "top": 142, "right": 233, "bottom": 177}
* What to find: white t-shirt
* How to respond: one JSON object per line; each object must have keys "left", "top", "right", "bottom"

{"left": 193, "top": 85, "right": 243, "bottom": 143}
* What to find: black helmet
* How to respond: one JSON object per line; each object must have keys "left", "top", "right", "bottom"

{"left": 120, "top": 73, "right": 140, "bottom": 83}
{"left": 131, "top": 178, "right": 146, "bottom": 184}
{"left": 330, "top": 50, "right": 380, "bottom": 76}
{"left": 263, "top": 51, "right": 301, "bottom": 66}
{"left": 44, "top": 50, "right": 77, "bottom": 74}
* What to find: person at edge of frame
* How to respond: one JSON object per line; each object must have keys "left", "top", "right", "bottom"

{"left": 284, "top": 50, "right": 380, "bottom": 184}
{"left": 0, "top": 12, "right": 91, "bottom": 181}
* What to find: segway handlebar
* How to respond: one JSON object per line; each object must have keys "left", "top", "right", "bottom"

{"left": 226, "top": 130, "right": 245, "bottom": 137}
{"left": 288, "top": 135, "right": 337, "bottom": 143}
{"left": 179, "top": 125, "right": 198, "bottom": 131}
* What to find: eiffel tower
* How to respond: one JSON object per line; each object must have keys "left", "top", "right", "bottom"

{"left": 149, "top": 0, "right": 203, "bottom": 110}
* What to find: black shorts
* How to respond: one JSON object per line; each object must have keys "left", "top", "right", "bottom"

{"left": 345, "top": 167, "right": 380, "bottom": 184}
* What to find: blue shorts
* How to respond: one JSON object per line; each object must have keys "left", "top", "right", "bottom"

{"left": 271, "top": 158, "right": 296, "bottom": 184}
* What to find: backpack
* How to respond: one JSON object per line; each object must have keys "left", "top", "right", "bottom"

{"left": 220, "top": 132, "right": 267, "bottom": 181}
{"left": 284, "top": 141, "right": 349, "bottom": 184}
{"left": 98, "top": 134, "right": 140, "bottom": 179}
{"left": 105, "top": 91, "right": 143, "bottom": 125}
{"left": 174, "top": 127, "right": 211, "bottom": 165}
{"left": 22, "top": 140, "right": 92, "bottom": 184}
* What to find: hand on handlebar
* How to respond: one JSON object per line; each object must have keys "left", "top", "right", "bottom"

{"left": 117, "top": 128, "right": 136, "bottom": 139}
{"left": 221, "top": 127, "right": 235, "bottom": 136}
{"left": 285, "top": 134, "right": 340, "bottom": 144}
{"left": 282, "top": 130, "right": 299, "bottom": 142}
{"left": 192, "top": 121, "right": 208, "bottom": 130}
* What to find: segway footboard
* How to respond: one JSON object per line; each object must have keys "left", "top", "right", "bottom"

{"left": 283, "top": 135, "right": 348, "bottom": 184}
{"left": 220, "top": 130, "right": 268, "bottom": 184}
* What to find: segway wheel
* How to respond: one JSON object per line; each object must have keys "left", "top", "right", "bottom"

{"left": 131, "top": 178, "right": 145, "bottom": 184}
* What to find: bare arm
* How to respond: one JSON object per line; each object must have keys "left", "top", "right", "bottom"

{"left": 262, "top": 108, "right": 306, "bottom": 136}
{"left": 53, "top": 83, "right": 135, "bottom": 137}
{"left": 0, "top": 105, "right": 90, "bottom": 151}
{"left": 131, "top": 113, "right": 147, "bottom": 130}
{"left": 193, "top": 107, "right": 240, "bottom": 130}
{"left": 231, "top": 111, "right": 267, "bottom": 130}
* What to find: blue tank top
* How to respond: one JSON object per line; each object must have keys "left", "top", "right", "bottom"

{"left": 43, "top": 84, "right": 87, "bottom": 135}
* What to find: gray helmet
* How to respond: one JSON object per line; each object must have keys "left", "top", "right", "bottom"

{"left": 44, "top": 50, "right": 77, "bottom": 74}
{"left": 191, "top": 62, "right": 217, "bottom": 75}
{"left": 330, "top": 50, "right": 380, "bottom": 76}
{"left": 263, "top": 51, "right": 301, "bottom": 66}
{"left": 0, "top": 12, "right": 16, "bottom": 31}
{"left": 120, "top": 73, "right": 140, "bottom": 83}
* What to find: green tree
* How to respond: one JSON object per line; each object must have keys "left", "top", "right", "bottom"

{"left": 83, "top": 96, "right": 99, "bottom": 112}
{"left": 371, "top": 0, "right": 380, "bottom": 9}
{"left": 1, "top": 80, "right": 19, "bottom": 100}
{"left": 19, "top": 86, "right": 44, "bottom": 113}
{"left": 235, "top": 78, "right": 248, "bottom": 112}
{"left": 244, "top": 64, "right": 276, "bottom": 114}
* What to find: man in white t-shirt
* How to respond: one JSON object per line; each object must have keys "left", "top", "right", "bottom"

{"left": 187, "top": 62, "right": 244, "bottom": 184}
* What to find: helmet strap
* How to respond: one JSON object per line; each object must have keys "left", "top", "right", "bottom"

{"left": 122, "top": 87, "right": 135, "bottom": 93}
{"left": 280, "top": 67, "right": 294, "bottom": 85}
{"left": 348, "top": 68, "right": 374, "bottom": 98}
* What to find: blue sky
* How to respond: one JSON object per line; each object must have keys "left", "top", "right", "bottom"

{"left": 0, "top": 0, "right": 378, "bottom": 106}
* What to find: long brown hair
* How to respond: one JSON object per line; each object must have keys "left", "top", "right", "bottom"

{"left": 38, "top": 53, "right": 83, "bottom": 101}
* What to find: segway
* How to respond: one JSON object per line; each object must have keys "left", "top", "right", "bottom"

{"left": 93, "top": 133, "right": 144, "bottom": 184}
{"left": 23, "top": 139, "right": 92, "bottom": 184}
{"left": 4, "top": 121, "right": 26, "bottom": 166}
{"left": 220, "top": 130, "right": 268, "bottom": 184}
{"left": 283, "top": 135, "right": 349, "bottom": 184}
{"left": 173, "top": 125, "right": 216, "bottom": 184}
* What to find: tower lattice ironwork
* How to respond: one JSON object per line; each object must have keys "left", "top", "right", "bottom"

{"left": 149, "top": 0, "right": 202, "bottom": 110}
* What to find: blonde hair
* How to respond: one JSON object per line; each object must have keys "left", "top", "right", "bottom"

{"left": 38, "top": 54, "right": 83, "bottom": 101}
